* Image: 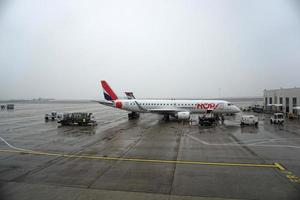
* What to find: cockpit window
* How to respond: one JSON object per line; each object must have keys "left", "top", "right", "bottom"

{"left": 228, "top": 103, "right": 233, "bottom": 106}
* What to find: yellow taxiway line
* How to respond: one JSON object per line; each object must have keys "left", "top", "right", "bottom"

{"left": 0, "top": 149, "right": 285, "bottom": 171}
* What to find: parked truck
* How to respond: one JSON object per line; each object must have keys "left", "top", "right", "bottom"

{"left": 58, "top": 112, "right": 97, "bottom": 126}
{"left": 241, "top": 115, "right": 258, "bottom": 126}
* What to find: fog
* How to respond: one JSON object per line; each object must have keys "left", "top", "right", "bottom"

{"left": 0, "top": 0, "right": 300, "bottom": 100}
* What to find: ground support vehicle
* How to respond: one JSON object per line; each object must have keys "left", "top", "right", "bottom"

{"left": 241, "top": 115, "right": 258, "bottom": 126}
{"left": 58, "top": 112, "right": 97, "bottom": 126}
{"left": 45, "top": 111, "right": 57, "bottom": 121}
{"left": 270, "top": 113, "right": 284, "bottom": 124}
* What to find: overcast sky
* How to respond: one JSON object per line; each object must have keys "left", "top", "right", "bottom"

{"left": 0, "top": 0, "right": 300, "bottom": 100}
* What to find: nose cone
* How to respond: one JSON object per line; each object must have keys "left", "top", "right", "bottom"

{"left": 233, "top": 106, "right": 241, "bottom": 113}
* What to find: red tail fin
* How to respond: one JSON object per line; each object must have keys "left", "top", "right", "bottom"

{"left": 101, "top": 80, "right": 118, "bottom": 101}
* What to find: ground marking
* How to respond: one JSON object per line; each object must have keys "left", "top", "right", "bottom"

{"left": 187, "top": 134, "right": 300, "bottom": 149}
{"left": 0, "top": 149, "right": 283, "bottom": 170}
{"left": 276, "top": 164, "right": 300, "bottom": 183}
{"left": 1, "top": 135, "right": 299, "bottom": 184}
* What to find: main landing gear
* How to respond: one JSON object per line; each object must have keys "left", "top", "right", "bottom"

{"left": 128, "top": 112, "right": 140, "bottom": 120}
{"left": 163, "top": 114, "right": 170, "bottom": 121}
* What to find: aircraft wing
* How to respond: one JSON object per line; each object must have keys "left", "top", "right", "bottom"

{"left": 146, "top": 108, "right": 186, "bottom": 114}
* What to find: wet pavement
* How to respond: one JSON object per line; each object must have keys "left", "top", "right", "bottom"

{"left": 0, "top": 102, "right": 300, "bottom": 200}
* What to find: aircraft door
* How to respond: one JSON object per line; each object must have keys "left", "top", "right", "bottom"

{"left": 123, "top": 102, "right": 129, "bottom": 110}
{"left": 217, "top": 103, "right": 224, "bottom": 110}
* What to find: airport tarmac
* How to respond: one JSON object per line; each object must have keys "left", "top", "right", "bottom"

{"left": 0, "top": 102, "right": 299, "bottom": 200}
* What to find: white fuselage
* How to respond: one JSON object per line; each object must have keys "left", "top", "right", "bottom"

{"left": 113, "top": 99, "right": 240, "bottom": 114}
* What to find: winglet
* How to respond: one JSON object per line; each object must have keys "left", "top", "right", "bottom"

{"left": 101, "top": 80, "right": 118, "bottom": 101}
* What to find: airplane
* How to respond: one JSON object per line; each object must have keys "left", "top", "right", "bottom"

{"left": 98, "top": 80, "right": 241, "bottom": 120}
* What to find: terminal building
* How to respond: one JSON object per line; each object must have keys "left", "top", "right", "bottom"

{"left": 263, "top": 87, "right": 300, "bottom": 116}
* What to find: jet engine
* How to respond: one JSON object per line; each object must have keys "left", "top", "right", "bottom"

{"left": 176, "top": 111, "right": 190, "bottom": 120}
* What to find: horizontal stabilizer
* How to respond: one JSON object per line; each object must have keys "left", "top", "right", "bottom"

{"left": 92, "top": 100, "right": 114, "bottom": 107}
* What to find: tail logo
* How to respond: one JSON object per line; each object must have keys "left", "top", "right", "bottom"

{"left": 196, "top": 103, "right": 219, "bottom": 110}
{"left": 101, "top": 81, "right": 118, "bottom": 101}
{"left": 115, "top": 101, "right": 122, "bottom": 108}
